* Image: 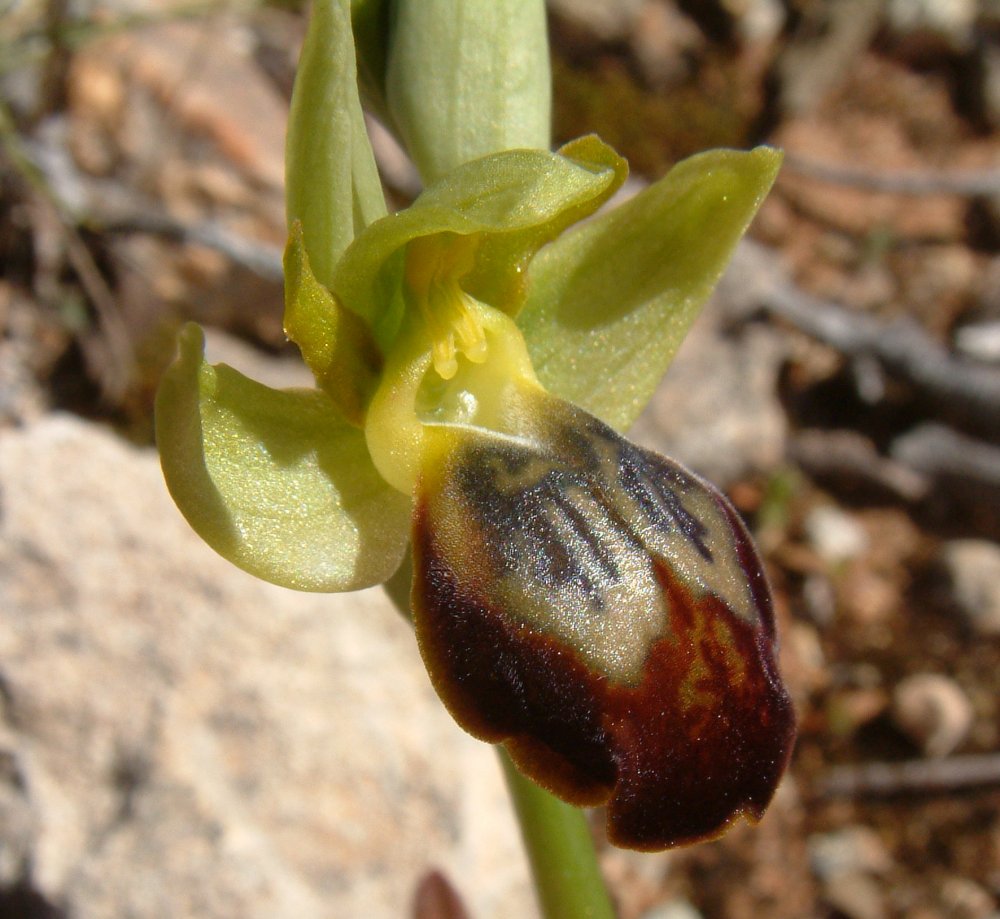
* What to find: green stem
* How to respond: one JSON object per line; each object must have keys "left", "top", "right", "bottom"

{"left": 499, "top": 750, "right": 616, "bottom": 919}
{"left": 382, "top": 569, "right": 616, "bottom": 918}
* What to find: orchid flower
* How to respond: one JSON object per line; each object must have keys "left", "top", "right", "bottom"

{"left": 155, "top": 0, "right": 795, "bottom": 854}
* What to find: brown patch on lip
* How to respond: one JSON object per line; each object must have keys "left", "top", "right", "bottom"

{"left": 412, "top": 498, "right": 796, "bottom": 851}
{"left": 605, "top": 557, "right": 795, "bottom": 849}
{"left": 413, "top": 504, "right": 617, "bottom": 805}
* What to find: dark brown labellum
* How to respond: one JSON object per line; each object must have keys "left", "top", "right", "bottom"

{"left": 412, "top": 397, "right": 796, "bottom": 850}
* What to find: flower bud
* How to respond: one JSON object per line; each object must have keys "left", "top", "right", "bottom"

{"left": 386, "top": 0, "right": 551, "bottom": 183}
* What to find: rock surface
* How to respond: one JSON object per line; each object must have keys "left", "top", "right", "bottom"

{"left": 0, "top": 415, "right": 535, "bottom": 919}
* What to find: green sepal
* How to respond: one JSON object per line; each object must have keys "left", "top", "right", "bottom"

{"left": 334, "top": 136, "right": 628, "bottom": 350}
{"left": 155, "top": 324, "right": 410, "bottom": 592}
{"left": 283, "top": 222, "right": 382, "bottom": 425}
{"left": 385, "top": 0, "right": 551, "bottom": 185}
{"left": 286, "top": 0, "right": 386, "bottom": 290}
{"left": 518, "top": 146, "right": 782, "bottom": 432}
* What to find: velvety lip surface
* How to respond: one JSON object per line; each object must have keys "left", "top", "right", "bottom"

{"left": 412, "top": 416, "right": 796, "bottom": 850}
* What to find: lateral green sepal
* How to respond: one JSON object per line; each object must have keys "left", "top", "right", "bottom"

{"left": 155, "top": 324, "right": 410, "bottom": 592}
{"left": 518, "top": 146, "right": 782, "bottom": 432}
{"left": 286, "top": 0, "right": 386, "bottom": 289}
{"left": 283, "top": 222, "right": 382, "bottom": 425}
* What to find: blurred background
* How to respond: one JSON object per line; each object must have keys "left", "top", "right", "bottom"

{"left": 1, "top": 1, "right": 1000, "bottom": 917}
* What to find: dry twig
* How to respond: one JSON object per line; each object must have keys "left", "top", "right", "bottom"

{"left": 819, "top": 752, "right": 1000, "bottom": 799}
{"left": 891, "top": 423, "right": 1000, "bottom": 490}
{"left": 0, "top": 100, "right": 134, "bottom": 401}
{"left": 96, "top": 211, "right": 284, "bottom": 283}
{"left": 790, "top": 429, "right": 930, "bottom": 501}
{"left": 726, "top": 241, "right": 1000, "bottom": 438}
{"left": 783, "top": 152, "right": 1000, "bottom": 198}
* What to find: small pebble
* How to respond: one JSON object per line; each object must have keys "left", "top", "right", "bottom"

{"left": 639, "top": 900, "right": 704, "bottom": 919}
{"left": 805, "top": 505, "right": 870, "bottom": 566}
{"left": 939, "top": 875, "right": 997, "bottom": 919}
{"left": 886, "top": 0, "right": 976, "bottom": 46}
{"left": 808, "top": 825, "right": 893, "bottom": 880}
{"left": 940, "top": 540, "right": 1000, "bottom": 637}
{"left": 954, "top": 321, "right": 1000, "bottom": 363}
{"left": 821, "top": 871, "right": 887, "bottom": 919}
{"left": 892, "top": 673, "right": 974, "bottom": 758}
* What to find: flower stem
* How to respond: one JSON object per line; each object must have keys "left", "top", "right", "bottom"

{"left": 383, "top": 569, "right": 616, "bottom": 918}
{"left": 499, "top": 750, "right": 617, "bottom": 919}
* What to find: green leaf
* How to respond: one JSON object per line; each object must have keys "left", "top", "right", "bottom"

{"left": 518, "top": 146, "right": 782, "bottom": 433}
{"left": 385, "top": 0, "right": 551, "bottom": 184}
{"left": 334, "top": 137, "right": 627, "bottom": 350}
{"left": 283, "top": 222, "right": 382, "bottom": 425}
{"left": 155, "top": 324, "right": 410, "bottom": 592}
{"left": 286, "top": 0, "right": 386, "bottom": 290}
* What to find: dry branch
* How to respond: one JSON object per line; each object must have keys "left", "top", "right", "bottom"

{"left": 819, "top": 752, "right": 1000, "bottom": 799}
{"left": 891, "top": 423, "right": 1000, "bottom": 490}
{"left": 97, "top": 212, "right": 284, "bottom": 283}
{"left": 783, "top": 153, "right": 1000, "bottom": 197}
{"left": 725, "top": 241, "right": 1000, "bottom": 439}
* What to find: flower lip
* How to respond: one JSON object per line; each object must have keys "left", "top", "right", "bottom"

{"left": 410, "top": 399, "right": 796, "bottom": 850}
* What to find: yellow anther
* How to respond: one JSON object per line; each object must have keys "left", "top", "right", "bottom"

{"left": 405, "top": 233, "right": 488, "bottom": 380}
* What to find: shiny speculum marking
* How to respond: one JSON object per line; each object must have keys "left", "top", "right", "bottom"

{"left": 413, "top": 403, "right": 795, "bottom": 849}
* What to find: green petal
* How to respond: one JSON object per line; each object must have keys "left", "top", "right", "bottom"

{"left": 286, "top": 0, "right": 386, "bottom": 289}
{"left": 155, "top": 324, "right": 410, "bottom": 592}
{"left": 385, "top": 0, "right": 551, "bottom": 184}
{"left": 283, "top": 222, "right": 382, "bottom": 425}
{"left": 334, "top": 136, "right": 627, "bottom": 350}
{"left": 518, "top": 146, "right": 782, "bottom": 433}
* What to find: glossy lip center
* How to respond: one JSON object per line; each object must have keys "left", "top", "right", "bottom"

{"left": 405, "top": 232, "right": 488, "bottom": 380}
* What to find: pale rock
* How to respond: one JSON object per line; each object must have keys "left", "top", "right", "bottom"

{"left": 810, "top": 826, "right": 893, "bottom": 919}
{"left": 724, "top": 0, "right": 786, "bottom": 46}
{"left": 940, "top": 540, "right": 1000, "bottom": 637}
{"left": 808, "top": 825, "right": 893, "bottom": 880}
{"left": 804, "top": 505, "right": 870, "bottom": 566}
{"left": 0, "top": 415, "right": 536, "bottom": 918}
{"left": 892, "top": 673, "right": 974, "bottom": 758}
